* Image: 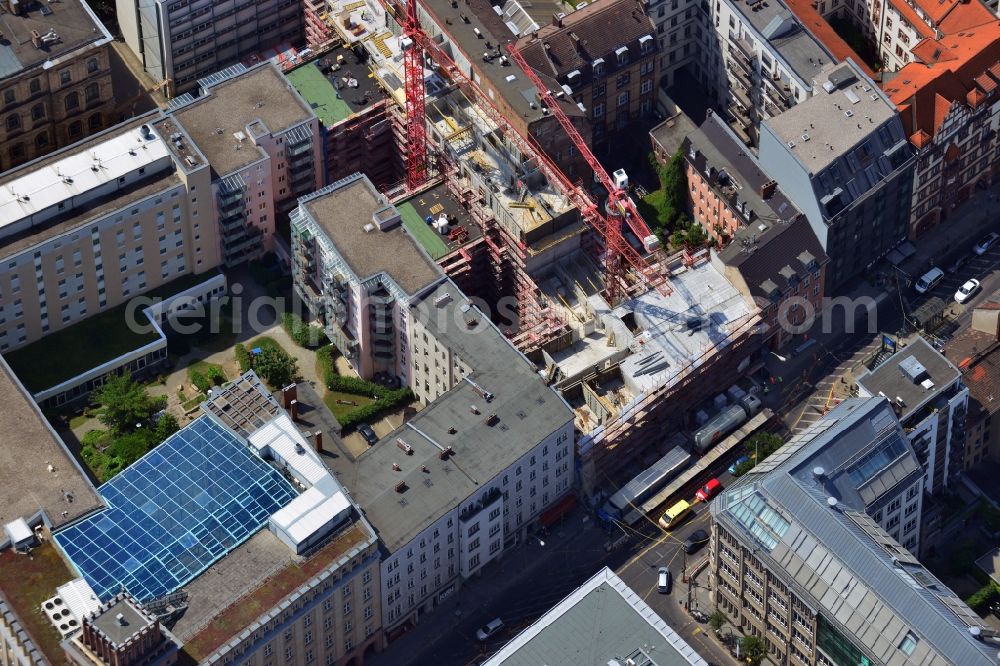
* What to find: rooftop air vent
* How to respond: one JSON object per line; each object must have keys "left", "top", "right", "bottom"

{"left": 397, "top": 439, "right": 414, "bottom": 455}
{"left": 439, "top": 446, "right": 454, "bottom": 460}
{"left": 813, "top": 466, "right": 825, "bottom": 478}
{"left": 395, "top": 481, "right": 407, "bottom": 493}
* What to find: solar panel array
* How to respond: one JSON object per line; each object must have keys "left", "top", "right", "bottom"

{"left": 55, "top": 417, "right": 297, "bottom": 602}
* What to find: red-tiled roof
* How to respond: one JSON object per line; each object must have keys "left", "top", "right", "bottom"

{"left": 781, "top": 0, "right": 876, "bottom": 78}
{"left": 887, "top": 0, "right": 935, "bottom": 39}
{"left": 937, "top": 0, "right": 995, "bottom": 32}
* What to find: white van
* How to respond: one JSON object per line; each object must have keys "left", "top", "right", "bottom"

{"left": 915, "top": 267, "right": 944, "bottom": 294}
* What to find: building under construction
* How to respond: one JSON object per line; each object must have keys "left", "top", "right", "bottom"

{"left": 307, "top": 0, "right": 763, "bottom": 494}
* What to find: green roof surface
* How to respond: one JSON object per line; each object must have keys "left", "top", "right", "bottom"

{"left": 286, "top": 62, "right": 353, "bottom": 126}
{"left": 398, "top": 201, "right": 449, "bottom": 260}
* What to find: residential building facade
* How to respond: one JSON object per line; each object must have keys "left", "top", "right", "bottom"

{"left": 117, "top": 0, "right": 303, "bottom": 95}
{"left": 514, "top": 0, "right": 660, "bottom": 154}
{"left": 648, "top": 0, "right": 711, "bottom": 93}
{"left": 710, "top": 397, "right": 995, "bottom": 666}
{"left": 167, "top": 63, "right": 323, "bottom": 267}
{"left": 0, "top": 0, "right": 116, "bottom": 172}
{"left": 883, "top": 32, "right": 1000, "bottom": 237}
{"left": 0, "top": 115, "right": 220, "bottom": 353}
{"left": 758, "top": 61, "right": 915, "bottom": 289}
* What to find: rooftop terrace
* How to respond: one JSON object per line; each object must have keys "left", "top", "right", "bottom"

{"left": 0, "top": 355, "right": 100, "bottom": 530}
{"left": 0, "top": 0, "right": 111, "bottom": 79}
{"left": 170, "top": 64, "right": 315, "bottom": 176}
{"left": 285, "top": 55, "right": 385, "bottom": 127}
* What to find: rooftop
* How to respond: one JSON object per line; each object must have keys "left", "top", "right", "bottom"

{"left": 0, "top": 354, "right": 100, "bottom": 530}
{"left": 483, "top": 566, "right": 708, "bottom": 666}
{"left": 713, "top": 397, "right": 997, "bottom": 666}
{"left": 170, "top": 63, "right": 315, "bottom": 176}
{"left": 780, "top": 0, "right": 875, "bottom": 78}
{"left": 942, "top": 326, "right": 1000, "bottom": 422}
{"left": 766, "top": 61, "right": 898, "bottom": 172}
{"left": 685, "top": 112, "right": 801, "bottom": 227}
{"left": 856, "top": 336, "right": 963, "bottom": 423}
{"left": 297, "top": 173, "right": 441, "bottom": 295}
{"left": 514, "top": 0, "right": 656, "bottom": 88}
{"left": 88, "top": 594, "right": 154, "bottom": 647}
{"left": 397, "top": 181, "right": 481, "bottom": 260}
{"left": 202, "top": 371, "right": 283, "bottom": 438}
{"left": 716, "top": 216, "right": 827, "bottom": 303}
{"left": 285, "top": 55, "right": 385, "bottom": 127}
{"left": 180, "top": 520, "right": 376, "bottom": 661}
{"left": 339, "top": 280, "right": 574, "bottom": 553}
{"left": 0, "top": 0, "right": 111, "bottom": 79}
{"left": 0, "top": 116, "right": 183, "bottom": 261}
{"left": 724, "top": 0, "right": 833, "bottom": 85}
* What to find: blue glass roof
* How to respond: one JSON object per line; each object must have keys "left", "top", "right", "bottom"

{"left": 55, "top": 417, "right": 297, "bottom": 602}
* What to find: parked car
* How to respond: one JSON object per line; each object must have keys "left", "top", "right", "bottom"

{"left": 914, "top": 267, "right": 945, "bottom": 294}
{"left": 974, "top": 232, "right": 999, "bottom": 255}
{"left": 358, "top": 424, "right": 378, "bottom": 446}
{"left": 476, "top": 618, "right": 504, "bottom": 642}
{"left": 955, "top": 278, "right": 982, "bottom": 304}
{"left": 947, "top": 254, "right": 971, "bottom": 273}
{"left": 683, "top": 529, "right": 710, "bottom": 554}
{"left": 696, "top": 478, "right": 723, "bottom": 502}
{"left": 728, "top": 455, "right": 750, "bottom": 475}
{"left": 657, "top": 567, "right": 672, "bottom": 593}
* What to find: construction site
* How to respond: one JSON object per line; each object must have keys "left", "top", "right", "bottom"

{"left": 290, "top": 0, "right": 764, "bottom": 494}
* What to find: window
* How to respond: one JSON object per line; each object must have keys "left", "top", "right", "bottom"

{"left": 88, "top": 113, "right": 101, "bottom": 131}
{"left": 35, "top": 132, "right": 47, "bottom": 148}
{"left": 60, "top": 70, "right": 71, "bottom": 85}
{"left": 65, "top": 92, "right": 79, "bottom": 112}
{"left": 87, "top": 58, "right": 99, "bottom": 73}
{"left": 593, "top": 103, "right": 604, "bottom": 118}
{"left": 3, "top": 90, "right": 13, "bottom": 105}
{"left": 6, "top": 114, "right": 19, "bottom": 131}
{"left": 898, "top": 632, "right": 918, "bottom": 656}
{"left": 31, "top": 104, "right": 44, "bottom": 121}
{"left": 85, "top": 83, "right": 100, "bottom": 103}
{"left": 617, "top": 91, "right": 630, "bottom": 107}
{"left": 640, "top": 79, "right": 653, "bottom": 94}
{"left": 29, "top": 78, "right": 40, "bottom": 94}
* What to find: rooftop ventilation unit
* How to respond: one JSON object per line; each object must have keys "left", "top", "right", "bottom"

{"left": 813, "top": 466, "right": 825, "bottom": 478}
{"left": 439, "top": 446, "right": 454, "bottom": 460}
{"left": 395, "top": 481, "right": 407, "bottom": 493}
{"left": 845, "top": 109, "right": 854, "bottom": 118}
{"left": 899, "top": 355, "right": 928, "bottom": 384}
{"left": 397, "top": 439, "right": 414, "bottom": 455}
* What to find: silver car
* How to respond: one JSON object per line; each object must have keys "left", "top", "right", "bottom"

{"left": 955, "top": 278, "right": 981, "bottom": 304}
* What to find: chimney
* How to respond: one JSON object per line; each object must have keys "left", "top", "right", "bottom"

{"left": 282, "top": 383, "right": 297, "bottom": 408}
{"left": 759, "top": 179, "right": 777, "bottom": 199}
{"left": 314, "top": 431, "right": 323, "bottom": 452}
{"left": 552, "top": 13, "right": 563, "bottom": 27}
{"left": 289, "top": 399, "right": 299, "bottom": 420}
{"left": 31, "top": 29, "right": 41, "bottom": 48}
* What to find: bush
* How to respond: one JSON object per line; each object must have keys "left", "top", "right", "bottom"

{"left": 235, "top": 343, "right": 251, "bottom": 372}
{"left": 337, "top": 387, "right": 413, "bottom": 430}
{"left": 316, "top": 345, "right": 338, "bottom": 386}
{"left": 207, "top": 365, "right": 225, "bottom": 385}
{"left": 283, "top": 312, "right": 327, "bottom": 348}
{"left": 189, "top": 369, "right": 211, "bottom": 394}
{"left": 965, "top": 582, "right": 1000, "bottom": 612}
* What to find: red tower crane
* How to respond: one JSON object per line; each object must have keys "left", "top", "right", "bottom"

{"left": 505, "top": 43, "right": 670, "bottom": 302}
{"left": 379, "top": 0, "right": 667, "bottom": 303}
{"left": 402, "top": 0, "right": 428, "bottom": 190}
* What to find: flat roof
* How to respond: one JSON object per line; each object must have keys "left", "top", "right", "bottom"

{"left": 765, "top": 61, "right": 896, "bottom": 172}
{"left": 285, "top": 56, "right": 385, "bottom": 126}
{"left": 89, "top": 596, "right": 153, "bottom": 646}
{"left": 724, "top": 0, "right": 832, "bottom": 85}
{"left": 299, "top": 173, "right": 441, "bottom": 295}
{"left": 0, "top": 0, "right": 110, "bottom": 79}
{"left": 713, "top": 397, "right": 997, "bottom": 666}
{"left": 339, "top": 280, "right": 574, "bottom": 553}
{"left": 397, "top": 181, "right": 481, "bottom": 260}
{"left": 856, "top": 336, "right": 962, "bottom": 422}
{"left": 170, "top": 64, "right": 315, "bottom": 176}
{"left": 484, "top": 567, "right": 709, "bottom": 666}
{"left": 0, "top": 355, "right": 100, "bottom": 530}
{"left": 201, "top": 371, "right": 284, "bottom": 438}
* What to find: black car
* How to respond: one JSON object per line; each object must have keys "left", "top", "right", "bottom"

{"left": 683, "top": 529, "right": 709, "bottom": 554}
{"left": 359, "top": 424, "right": 378, "bottom": 446}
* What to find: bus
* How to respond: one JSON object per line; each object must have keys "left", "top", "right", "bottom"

{"left": 599, "top": 447, "right": 692, "bottom": 521}
{"left": 658, "top": 499, "right": 692, "bottom": 530}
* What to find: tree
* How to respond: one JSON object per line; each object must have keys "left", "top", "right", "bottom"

{"left": 660, "top": 149, "right": 688, "bottom": 224}
{"left": 94, "top": 373, "right": 166, "bottom": 435}
{"left": 153, "top": 413, "right": 180, "bottom": 442}
{"left": 709, "top": 610, "right": 726, "bottom": 632}
{"left": 745, "top": 432, "right": 784, "bottom": 463}
{"left": 253, "top": 345, "right": 298, "bottom": 388}
{"left": 738, "top": 635, "right": 767, "bottom": 666}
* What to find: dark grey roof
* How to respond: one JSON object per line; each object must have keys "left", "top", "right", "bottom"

{"left": 0, "top": 0, "right": 110, "bottom": 79}
{"left": 856, "top": 336, "right": 963, "bottom": 424}
{"left": 712, "top": 397, "right": 997, "bottom": 666}
{"left": 345, "top": 280, "right": 574, "bottom": 552}
{"left": 483, "top": 567, "right": 709, "bottom": 666}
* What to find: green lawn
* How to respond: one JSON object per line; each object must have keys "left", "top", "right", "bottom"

{"left": 398, "top": 200, "right": 449, "bottom": 259}
{"left": 324, "top": 390, "right": 376, "bottom": 419}
{"left": 286, "top": 62, "right": 353, "bottom": 126}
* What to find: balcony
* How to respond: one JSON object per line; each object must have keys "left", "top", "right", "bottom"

{"left": 459, "top": 487, "right": 502, "bottom": 524}
{"left": 729, "top": 33, "right": 754, "bottom": 61}
{"left": 731, "top": 85, "right": 752, "bottom": 110}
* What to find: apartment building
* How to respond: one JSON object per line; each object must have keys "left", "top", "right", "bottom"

{"left": 708, "top": 0, "right": 840, "bottom": 145}
{"left": 354, "top": 279, "right": 575, "bottom": 638}
{"left": 856, "top": 336, "right": 968, "bottom": 496}
{"left": 117, "top": 0, "right": 303, "bottom": 95}
{"left": 710, "top": 397, "right": 996, "bottom": 666}
{"left": 0, "top": 0, "right": 116, "bottom": 172}
{"left": 883, "top": 31, "right": 1000, "bottom": 237}
{"left": 513, "top": 0, "right": 660, "bottom": 151}
{"left": 167, "top": 63, "right": 323, "bottom": 267}
{"left": 758, "top": 60, "right": 915, "bottom": 289}
{"left": 648, "top": 0, "right": 711, "bottom": 92}
{"left": 291, "top": 173, "right": 441, "bottom": 382}
{"left": 0, "top": 114, "right": 220, "bottom": 353}
{"left": 418, "top": 0, "right": 593, "bottom": 178}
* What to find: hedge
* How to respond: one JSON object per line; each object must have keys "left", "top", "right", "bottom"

{"left": 189, "top": 370, "right": 211, "bottom": 394}
{"left": 283, "top": 312, "right": 327, "bottom": 348}
{"left": 235, "top": 343, "right": 251, "bottom": 372}
{"left": 337, "top": 386, "right": 413, "bottom": 430}
{"left": 207, "top": 366, "right": 225, "bottom": 385}
{"left": 316, "top": 345, "right": 337, "bottom": 386}
{"left": 965, "top": 582, "right": 1000, "bottom": 612}
{"left": 315, "top": 346, "right": 412, "bottom": 428}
